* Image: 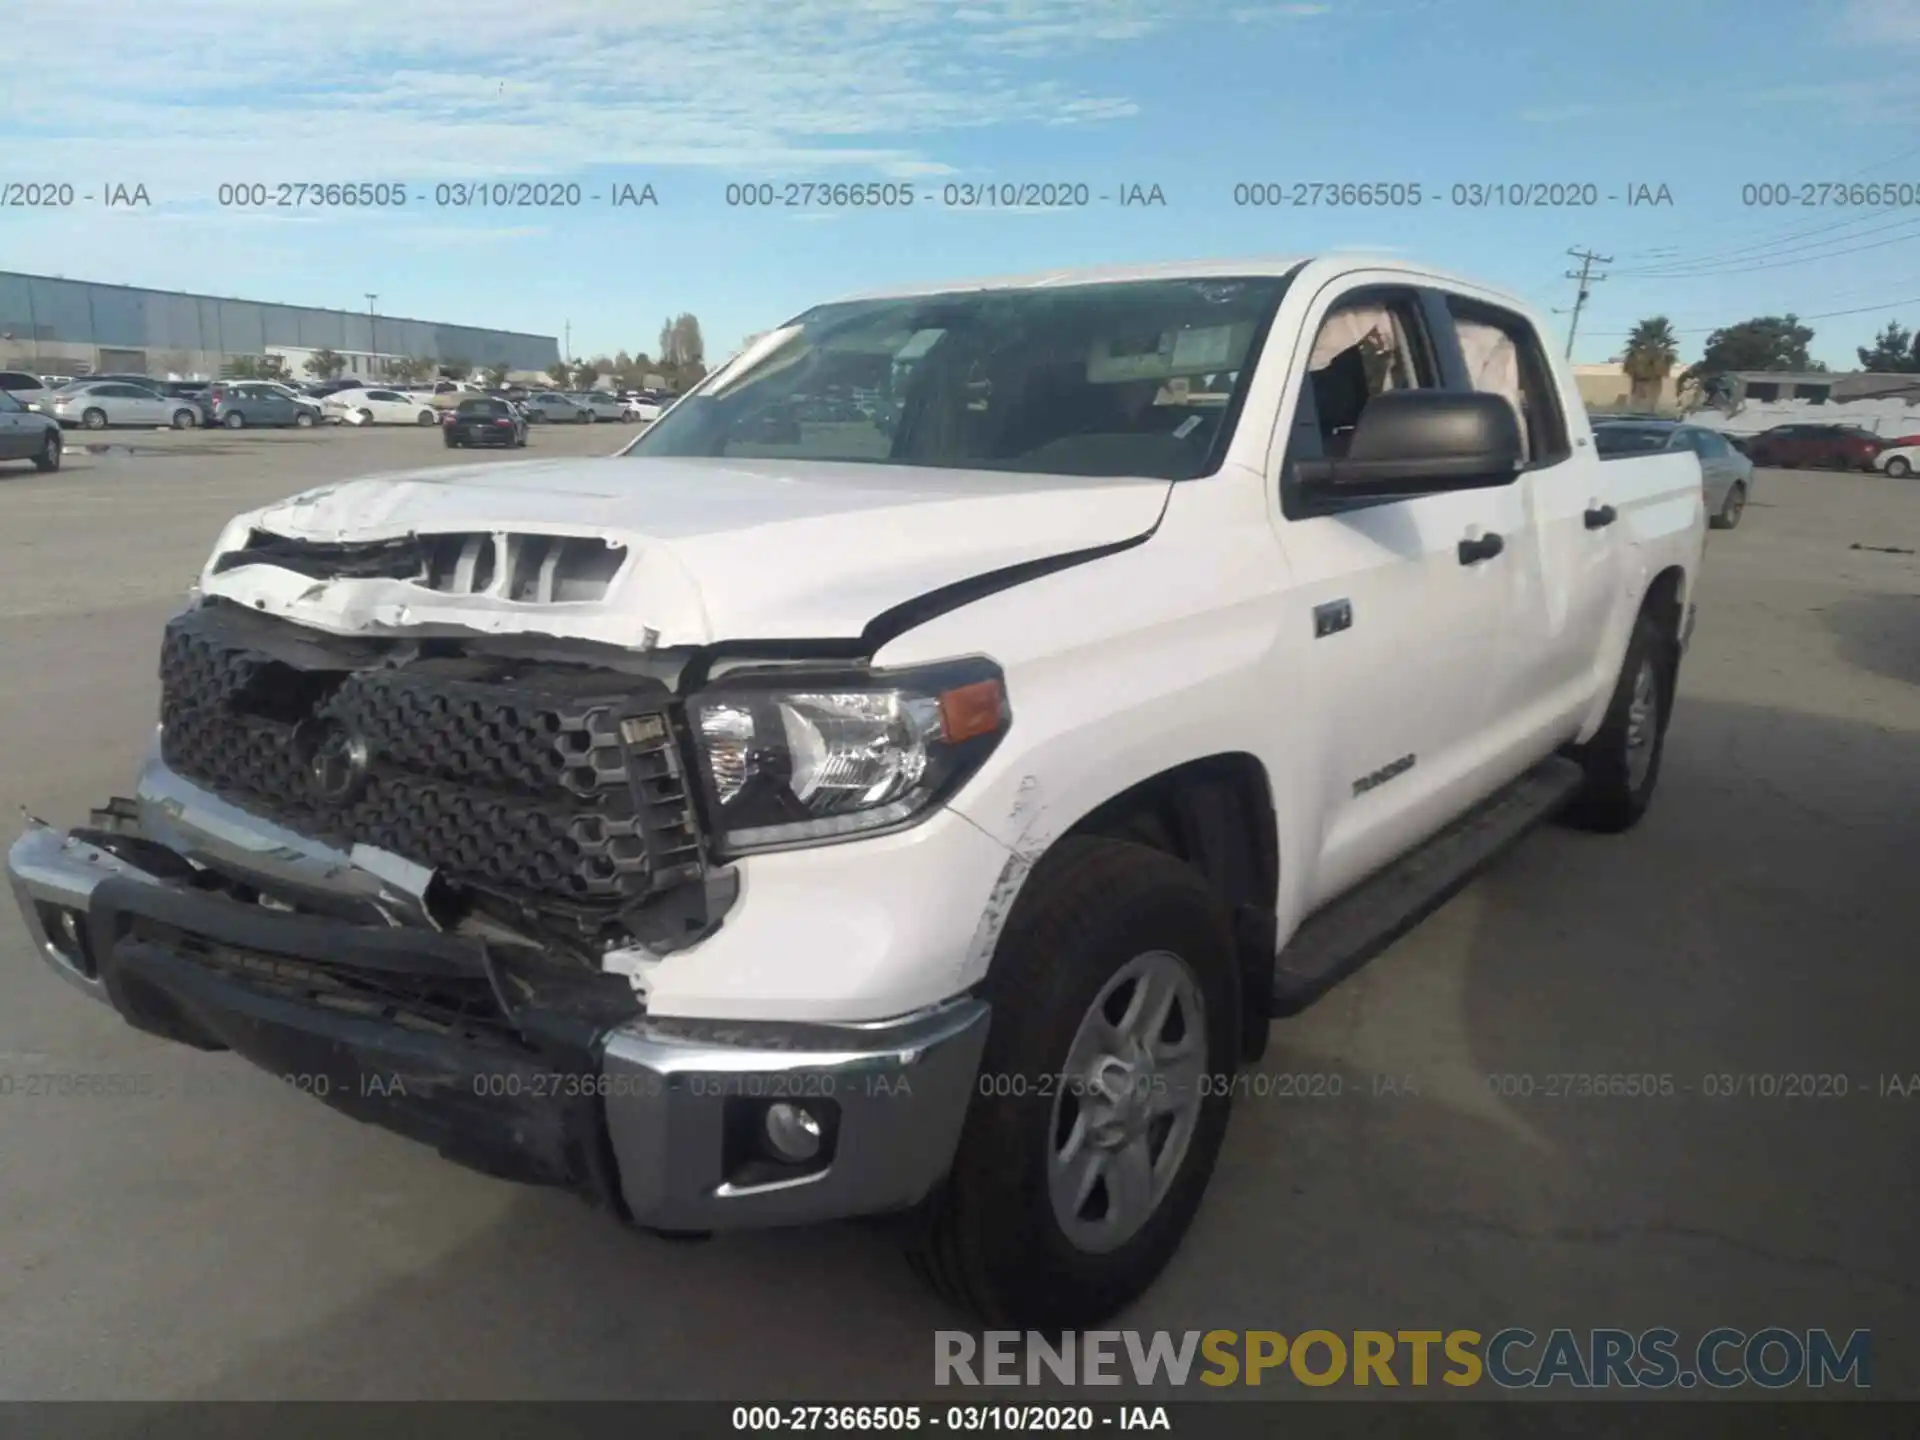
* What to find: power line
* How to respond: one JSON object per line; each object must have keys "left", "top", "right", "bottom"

{"left": 1584, "top": 294, "right": 1920, "bottom": 338}
{"left": 1563, "top": 248, "right": 1611, "bottom": 360}
{"left": 1615, "top": 214, "right": 1920, "bottom": 278}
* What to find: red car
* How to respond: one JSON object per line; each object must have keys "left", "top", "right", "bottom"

{"left": 1745, "top": 423, "right": 1886, "bottom": 470}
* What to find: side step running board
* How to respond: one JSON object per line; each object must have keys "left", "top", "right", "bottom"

{"left": 1267, "top": 755, "right": 1587, "bottom": 1016}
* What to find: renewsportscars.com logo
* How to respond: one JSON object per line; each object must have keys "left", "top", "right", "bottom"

{"left": 935, "top": 1328, "right": 1871, "bottom": 1390}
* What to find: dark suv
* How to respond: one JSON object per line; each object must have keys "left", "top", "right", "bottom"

{"left": 1745, "top": 423, "right": 1885, "bottom": 470}
{"left": 202, "top": 382, "right": 322, "bottom": 430}
{"left": 442, "top": 396, "right": 528, "bottom": 449}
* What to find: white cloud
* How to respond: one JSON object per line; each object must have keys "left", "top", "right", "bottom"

{"left": 4, "top": 0, "right": 1279, "bottom": 194}
{"left": 1842, "top": 0, "right": 1920, "bottom": 43}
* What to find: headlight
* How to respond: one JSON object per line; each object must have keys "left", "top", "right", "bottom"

{"left": 686, "top": 658, "right": 1010, "bottom": 853}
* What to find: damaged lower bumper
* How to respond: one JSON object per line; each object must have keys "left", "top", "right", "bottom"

{"left": 5, "top": 766, "right": 990, "bottom": 1230}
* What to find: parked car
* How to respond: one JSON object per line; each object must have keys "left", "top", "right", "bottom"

{"left": 38, "top": 374, "right": 75, "bottom": 389}
{"left": 563, "top": 390, "right": 624, "bottom": 422}
{"left": 0, "top": 370, "right": 52, "bottom": 410}
{"left": 1872, "top": 444, "right": 1918, "bottom": 478}
{"left": 1745, "top": 423, "right": 1885, "bottom": 470}
{"left": 442, "top": 396, "right": 529, "bottom": 449}
{"left": 6, "top": 254, "right": 1705, "bottom": 1328}
{"left": 1593, "top": 419, "right": 1753, "bottom": 529}
{"left": 304, "top": 378, "right": 374, "bottom": 400}
{"left": 521, "top": 391, "right": 590, "bottom": 423}
{"left": 41, "top": 380, "right": 203, "bottom": 430}
{"left": 321, "top": 387, "right": 442, "bottom": 426}
{"left": 200, "top": 382, "right": 321, "bottom": 430}
{"left": 621, "top": 392, "right": 665, "bottom": 422}
{"left": 0, "top": 388, "right": 63, "bottom": 471}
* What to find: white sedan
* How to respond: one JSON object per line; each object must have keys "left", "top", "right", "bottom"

{"left": 621, "top": 393, "right": 665, "bottom": 422}
{"left": 1873, "top": 443, "right": 1919, "bottom": 478}
{"left": 521, "top": 391, "right": 591, "bottom": 423}
{"left": 322, "top": 387, "right": 443, "bottom": 426}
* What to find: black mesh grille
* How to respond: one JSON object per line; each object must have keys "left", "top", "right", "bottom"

{"left": 158, "top": 608, "right": 703, "bottom": 909}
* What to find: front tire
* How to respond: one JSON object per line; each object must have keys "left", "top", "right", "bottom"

{"left": 906, "top": 837, "right": 1240, "bottom": 1327}
{"left": 1562, "top": 612, "right": 1674, "bottom": 833}
{"left": 1710, "top": 481, "right": 1746, "bottom": 530}
{"left": 171, "top": 408, "right": 197, "bottom": 430}
{"left": 294, "top": 411, "right": 315, "bottom": 429}
{"left": 1885, "top": 456, "right": 1912, "bottom": 478}
{"left": 417, "top": 410, "right": 437, "bottom": 425}
{"left": 32, "top": 429, "right": 61, "bottom": 472}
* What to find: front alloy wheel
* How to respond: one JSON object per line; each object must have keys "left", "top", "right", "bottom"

{"left": 1047, "top": 950, "right": 1209, "bottom": 1255}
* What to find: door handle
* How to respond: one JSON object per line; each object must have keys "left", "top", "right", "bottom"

{"left": 1458, "top": 532, "right": 1504, "bottom": 565}
{"left": 1584, "top": 504, "right": 1617, "bottom": 529}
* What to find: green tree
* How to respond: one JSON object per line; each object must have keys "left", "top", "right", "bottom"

{"left": 304, "top": 347, "right": 346, "bottom": 380}
{"left": 572, "top": 359, "right": 602, "bottom": 390}
{"left": 483, "top": 362, "right": 511, "bottom": 388}
{"left": 546, "top": 359, "right": 573, "bottom": 387}
{"left": 224, "top": 354, "right": 288, "bottom": 380}
{"left": 440, "top": 356, "right": 472, "bottom": 381}
{"left": 1856, "top": 320, "right": 1920, "bottom": 373}
{"left": 1687, "top": 315, "right": 1821, "bottom": 388}
{"left": 1622, "top": 317, "right": 1679, "bottom": 409}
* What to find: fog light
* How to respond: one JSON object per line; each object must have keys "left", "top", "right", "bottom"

{"left": 58, "top": 909, "right": 82, "bottom": 949}
{"left": 763, "top": 1102, "right": 822, "bottom": 1162}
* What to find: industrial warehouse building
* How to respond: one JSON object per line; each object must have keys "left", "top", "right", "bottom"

{"left": 0, "top": 271, "right": 559, "bottom": 382}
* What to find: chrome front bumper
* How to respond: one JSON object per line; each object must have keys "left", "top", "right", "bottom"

{"left": 6, "top": 755, "right": 990, "bottom": 1231}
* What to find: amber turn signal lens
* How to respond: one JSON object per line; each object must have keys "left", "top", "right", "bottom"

{"left": 938, "top": 678, "right": 1006, "bottom": 743}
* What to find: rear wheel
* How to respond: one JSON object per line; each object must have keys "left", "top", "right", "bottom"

{"left": 223, "top": 411, "right": 245, "bottom": 430}
{"left": 32, "top": 428, "right": 61, "bottom": 473}
{"left": 83, "top": 408, "right": 108, "bottom": 430}
{"left": 905, "top": 837, "right": 1239, "bottom": 1327}
{"left": 1710, "top": 481, "right": 1746, "bottom": 530}
{"left": 357, "top": 408, "right": 374, "bottom": 425}
{"left": 1562, "top": 612, "right": 1673, "bottom": 833}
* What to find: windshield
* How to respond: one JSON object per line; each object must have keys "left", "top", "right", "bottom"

{"left": 625, "top": 276, "right": 1290, "bottom": 480}
{"left": 1593, "top": 425, "right": 1674, "bottom": 457}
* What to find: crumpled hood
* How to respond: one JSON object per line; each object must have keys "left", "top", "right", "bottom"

{"left": 198, "top": 455, "right": 1171, "bottom": 650}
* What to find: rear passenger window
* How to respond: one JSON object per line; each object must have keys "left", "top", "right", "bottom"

{"left": 1446, "top": 300, "right": 1571, "bottom": 467}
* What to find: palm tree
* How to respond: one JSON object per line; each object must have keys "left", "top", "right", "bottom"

{"left": 1623, "top": 317, "right": 1679, "bottom": 410}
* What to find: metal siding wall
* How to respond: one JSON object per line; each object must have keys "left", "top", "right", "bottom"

{"left": 33, "top": 279, "right": 94, "bottom": 343}
{"left": 221, "top": 300, "right": 265, "bottom": 352}
{"left": 0, "top": 274, "right": 557, "bottom": 369}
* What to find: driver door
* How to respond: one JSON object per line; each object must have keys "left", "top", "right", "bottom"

{"left": 1273, "top": 282, "right": 1528, "bottom": 908}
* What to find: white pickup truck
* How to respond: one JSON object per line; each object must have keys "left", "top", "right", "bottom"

{"left": 8, "top": 256, "right": 1704, "bottom": 1326}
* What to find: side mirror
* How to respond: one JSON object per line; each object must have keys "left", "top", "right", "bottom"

{"left": 1296, "top": 390, "right": 1523, "bottom": 497}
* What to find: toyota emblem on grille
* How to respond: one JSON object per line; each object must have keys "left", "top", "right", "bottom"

{"left": 305, "top": 722, "right": 370, "bottom": 804}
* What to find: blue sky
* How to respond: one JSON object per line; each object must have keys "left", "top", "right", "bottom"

{"left": 6, "top": 0, "right": 1920, "bottom": 369}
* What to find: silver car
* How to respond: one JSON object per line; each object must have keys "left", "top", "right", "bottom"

{"left": 41, "top": 380, "right": 205, "bottom": 431}
{"left": 564, "top": 390, "right": 625, "bottom": 422}
{"left": 522, "top": 391, "right": 591, "bottom": 424}
{"left": 1593, "top": 419, "right": 1753, "bottom": 530}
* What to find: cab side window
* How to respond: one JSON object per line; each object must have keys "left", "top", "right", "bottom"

{"left": 1446, "top": 300, "right": 1571, "bottom": 468}
{"left": 1301, "top": 296, "right": 1437, "bottom": 459}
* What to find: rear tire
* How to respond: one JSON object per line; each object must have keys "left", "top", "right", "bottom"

{"left": 1709, "top": 482, "right": 1746, "bottom": 530}
{"left": 83, "top": 408, "right": 108, "bottom": 430}
{"left": 223, "top": 411, "right": 245, "bottom": 430}
{"left": 32, "top": 429, "right": 61, "bottom": 473}
{"left": 1561, "top": 612, "right": 1674, "bottom": 833}
{"left": 905, "top": 837, "right": 1240, "bottom": 1327}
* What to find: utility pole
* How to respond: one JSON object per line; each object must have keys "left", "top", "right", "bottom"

{"left": 1562, "top": 248, "right": 1611, "bottom": 361}
{"left": 564, "top": 319, "right": 571, "bottom": 362}
{"left": 365, "top": 294, "right": 378, "bottom": 375}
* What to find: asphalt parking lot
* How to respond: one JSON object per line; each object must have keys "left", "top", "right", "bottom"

{"left": 0, "top": 432, "right": 1915, "bottom": 1400}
